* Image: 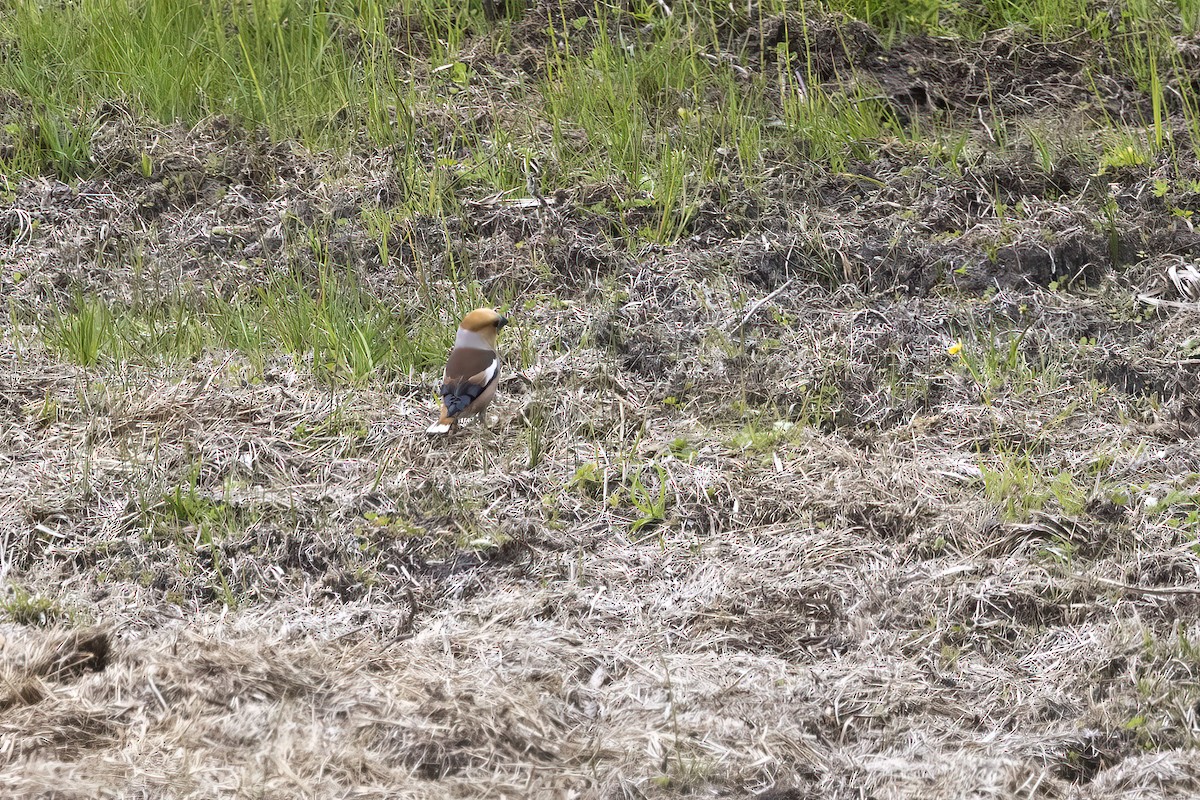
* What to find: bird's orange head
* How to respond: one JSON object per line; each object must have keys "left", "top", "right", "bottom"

{"left": 458, "top": 307, "right": 508, "bottom": 346}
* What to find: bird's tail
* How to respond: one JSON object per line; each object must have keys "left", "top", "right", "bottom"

{"left": 426, "top": 414, "right": 456, "bottom": 435}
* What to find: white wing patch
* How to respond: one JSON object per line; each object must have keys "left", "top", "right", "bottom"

{"left": 479, "top": 358, "right": 499, "bottom": 386}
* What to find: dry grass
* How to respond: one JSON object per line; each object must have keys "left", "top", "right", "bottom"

{"left": 2, "top": 4, "right": 1200, "bottom": 799}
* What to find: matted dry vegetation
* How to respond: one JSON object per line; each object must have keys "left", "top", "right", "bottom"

{"left": 2, "top": 0, "right": 1200, "bottom": 797}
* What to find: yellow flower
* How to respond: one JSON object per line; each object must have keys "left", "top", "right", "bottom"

{"left": 947, "top": 341, "right": 963, "bottom": 356}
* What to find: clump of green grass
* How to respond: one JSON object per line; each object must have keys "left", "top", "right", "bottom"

{"left": 140, "top": 464, "right": 242, "bottom": 541}
{"left": 563, "top": 452, "right": 675, "bottom": 535}
{"left": 0, "top": 0, "right": 402, "bottom": 160}
{"left": 780, "top": 78, "right": 911, "bottom": 172}
{"left": 225, "top": 267, "right": 455, "bottom": 382}
{"left": 626, "top": 462, "right": 670, "bottom": 535}
{"left": 540, "top": 10, "right": 716, "bottom": 242}
{"left": 292, "top": 406, "right": 370, "bottom": 447}
{"left": 256, "top": 272, "right": 405, "bottom": 383}
{"left": 1, "top": 585, "right": 67, "bottom": 626}
{"left": 42, "top": 294, "right": 113, "bottom": 367}
{"left": 0, "top": 108, "right": 95, "bottom": 179}
{"left": 729, "top": 418, "right": 800, "bottom": 453}
{"left": 2, "top": 0, "right": 1199, "bottom": 232}
{"left": 948, "top": 326, "right": 1059, "bottom": 401}
{"left": 979, "top": 450, "right": 1086, "bottom": 522}
{"left": 139, "top": 465, "right": 250, "bottom": 607}
{"left": 568, "top": 461, "right": 605, "bottom": 497}
{"left": 523, "top": 403, "right": 550, "bottom": 470}
{"left": 32, "top": 265, "right": 456, "bottom": 383}
{"left": 39, "top": 291, "right": 213, "bottom": 368}
{"left": 538, "top": 5, "right": 943, "bottom": 241}
{"left": 1142, "top": 474, "right": 1200, "bottom": 530}
{"left": 154, "top": 479, "right": 227, "bottom": 530}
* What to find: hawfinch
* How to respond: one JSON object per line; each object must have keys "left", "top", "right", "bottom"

{"left": 426, "top": 307, "right": 508, "bottom": 434}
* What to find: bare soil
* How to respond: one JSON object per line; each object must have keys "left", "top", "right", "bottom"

{"left": 2, "top": 10, "right": 1200, "bottom": 799}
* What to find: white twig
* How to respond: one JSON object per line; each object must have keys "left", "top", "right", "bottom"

{"left": 733, "top": 278, "right": 794, "bottom": 332}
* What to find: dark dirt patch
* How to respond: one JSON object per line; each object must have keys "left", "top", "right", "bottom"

{"left": 1053, "top": 730, "right": 1134, "bottom": 784}
{"left": 739, "top": 13, "right": 1152, "bottom": 124}
{"left": 27, "top": 629, "right": 111, "bottom": 680}
{"left": 986, "top": 231, "right": 1118, "bottom": 289}
{"left": 1093, "top": 357, "right": 1175, "bottom": 398}
{"left": 695, "top": 585, "right": 850, "bottom": 658}
{"left": 744, "top": 13, "right": 884, "bottom": 83}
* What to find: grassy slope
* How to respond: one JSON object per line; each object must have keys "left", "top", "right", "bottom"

{"left": 1, "top": 0, "right": 1200, "bottom": 797}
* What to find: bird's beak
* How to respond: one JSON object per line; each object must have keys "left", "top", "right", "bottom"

{"left": 496, "top": 315, "right": 508, "bottom": 329}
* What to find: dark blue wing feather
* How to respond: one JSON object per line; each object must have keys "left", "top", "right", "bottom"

{"left": 441, "top": 382, "right": 484, "bottom": 416}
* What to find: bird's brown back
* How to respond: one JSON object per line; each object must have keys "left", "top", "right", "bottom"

{"left": 443, "top": 347, "right": 496, "bottom": 384}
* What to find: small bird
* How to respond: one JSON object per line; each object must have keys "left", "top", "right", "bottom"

{"left": 427, "top": 307, "right": 508, "bottom": 435}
